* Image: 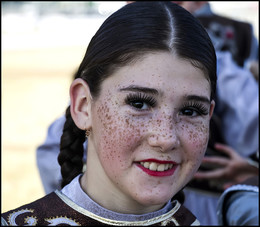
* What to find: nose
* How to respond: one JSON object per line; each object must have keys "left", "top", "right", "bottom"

{"left": 147, "top": 116, "right": 180, "bottom": 152}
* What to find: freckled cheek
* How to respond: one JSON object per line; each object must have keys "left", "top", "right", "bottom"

{"left": 178, "top": 122, "right": 210, "bottom": 182}
{"left": 94, "top": 111, "right": 143, "bottom": 170}
{"left": 99, "top": 118, "right": 140, "bottom": 149}
{"left": 181, "top": 122, "right": 210, "bottom": 160}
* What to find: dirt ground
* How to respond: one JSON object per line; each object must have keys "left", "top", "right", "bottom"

{"left": 1, "top": 46, "right": 86, "bottom": 212}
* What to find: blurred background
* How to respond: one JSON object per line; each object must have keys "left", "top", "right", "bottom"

{"left": 1, "top": 1, "right": 259, "bottom": 212}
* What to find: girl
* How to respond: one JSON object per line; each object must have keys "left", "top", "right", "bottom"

{"left": 2, "top": 2, "right": 216, "bottom": 225}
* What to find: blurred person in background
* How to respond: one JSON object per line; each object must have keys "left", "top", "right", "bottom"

{"left": 176, "top": 1, "right": 258, "bottom": 69}
{"left": 174, "top": 1, "right": 259, "bottom": 225}
{"left": 36, "top": 1, "right": 259, "bottom": 225}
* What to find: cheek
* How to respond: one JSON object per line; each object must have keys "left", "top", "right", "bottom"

{"left": 94, "top": 103, "right": 144, "bottom": 170}
{"left": 177, "top": 120, "right": 210, "bottom": 185}
{"left": 180, "top": 120, "right": 210, "bottom": 163}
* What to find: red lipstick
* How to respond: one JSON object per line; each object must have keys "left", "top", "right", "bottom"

{"left": 136, "top": 159, "right": 178, "bottom": 177}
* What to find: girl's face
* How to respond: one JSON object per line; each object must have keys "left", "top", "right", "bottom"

{"left": 84, "top": 52, "right": 214, "bottom": 213}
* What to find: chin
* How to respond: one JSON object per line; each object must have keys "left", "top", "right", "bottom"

{"left": 135, "top": 189, "right": 174, "bottom": 207}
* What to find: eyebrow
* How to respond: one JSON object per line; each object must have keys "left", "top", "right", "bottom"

{"left": 119, "top": 85, "right": 210, "bottom": 104}
{"left": 119, "top": 85, "right": 159, "bottom": 95}
{"left": 185, "top": 95, "right": 211, "bottom": 104}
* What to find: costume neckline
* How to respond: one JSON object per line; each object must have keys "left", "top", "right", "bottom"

{"left": 60, "top": 174, "right": 175, "bottom": 222}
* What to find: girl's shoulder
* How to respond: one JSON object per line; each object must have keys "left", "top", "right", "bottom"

{"left": 1, "top": 191, "right": 78, "bottom": 226}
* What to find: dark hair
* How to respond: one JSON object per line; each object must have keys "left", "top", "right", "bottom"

{"left": 58, "top": 1, "right": 216, "bottom": 191}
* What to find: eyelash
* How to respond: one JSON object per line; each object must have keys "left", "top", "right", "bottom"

{"left": 180, "top": 101, "right": 209, "bottom": 116}
{"left": 125, "top": 94, "right": 208, "bottom": 116}
{"left": 125, "top": 93, "right": 156, "bottom": 111}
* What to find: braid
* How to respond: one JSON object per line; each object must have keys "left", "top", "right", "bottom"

{"left": 58, "top": 106, "right": 86, "bottom": 188}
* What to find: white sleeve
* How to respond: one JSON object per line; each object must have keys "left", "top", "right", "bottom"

{"left": 215, "top": 51, "right": 259, "bottom": 157}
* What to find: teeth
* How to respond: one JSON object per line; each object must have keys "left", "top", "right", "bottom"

{"left": 140, "top": 162, "right": 173, "bottom": 171}
{"left": 157, "top": 164, "right": 165, "bottom": 172}
{"left": 144, "top": 162, "right": 150, "bottom": 168}
{"left": 149, "top": 162, "right": 157, "bottom": 171}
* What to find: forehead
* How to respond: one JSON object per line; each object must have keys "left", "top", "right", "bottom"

{"left": 101, "top": 52, "right": 211, "bottom": 98}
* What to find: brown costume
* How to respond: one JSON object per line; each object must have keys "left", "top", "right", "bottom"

{"left": 2, "top": 190, "right": 199, "bottom": 226}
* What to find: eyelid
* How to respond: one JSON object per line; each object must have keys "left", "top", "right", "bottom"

{"left": 180, "top": 101, "right": 209, "bottom": 116}
{"left": 125, "top": 92, "right": 157, "bottom": 111}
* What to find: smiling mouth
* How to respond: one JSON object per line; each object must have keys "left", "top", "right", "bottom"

{"left": 140, "top": 161, "right": 174, "bottom": 171}
{"left": 136, "top": 159, "right": 178, "bottom": 177}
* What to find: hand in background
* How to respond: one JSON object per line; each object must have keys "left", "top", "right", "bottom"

{"left": 194, "top": 143, "right": 259, "bottom": 190}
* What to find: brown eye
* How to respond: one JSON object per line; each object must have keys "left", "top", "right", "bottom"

{"left": 180, "top": 108, "right": 204, "bottom": 117}
{"left": 130, "top": 101, "right": 147, "bottom": 109}
{"left": 180, "top": 101, "right": 209, "bottom": 117}
{"left": 181, "top": 109, "right": 195, "bottom": 116}
{"left": 125, "top": 93, "right": 156, "bottom": 111}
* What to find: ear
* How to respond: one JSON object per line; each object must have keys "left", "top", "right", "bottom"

{"left": 209, "top": 100, "right": 215, "bottom": 119}
{"left": 70, "top": 78, "right": 92, "bottom": 130}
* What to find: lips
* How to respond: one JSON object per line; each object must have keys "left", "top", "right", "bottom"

{"left": 136, "top": 159, "right": 178, "bottom": 177}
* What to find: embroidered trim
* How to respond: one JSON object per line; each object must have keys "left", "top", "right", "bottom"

{"left": 161, "top": 217, "right": 179, "bottom": 226}
{"left": 220, "top": 184, "right": 259, "bottom": 203}
{"left": 7, "top": 209, "right": 36, "bottom": 226}
{"left": 55, "top": 190, "right": 181, "bottom": 226}
{"left": 24, "top": 216, "right": 37, "bottom": 225}
{"left": 224, "top": 184, "right": 259, "bottom": 195}
{"left": 45, "top": 216, "right": 80, "bottom": 225}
